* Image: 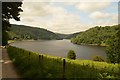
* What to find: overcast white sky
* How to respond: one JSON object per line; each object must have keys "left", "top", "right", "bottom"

{"left": 10, "top": 0, "right": 118, "bottom": 34}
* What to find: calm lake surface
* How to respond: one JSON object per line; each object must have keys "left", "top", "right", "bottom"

{"left": 11, "top": 39, "right": 106, "bottom": 60}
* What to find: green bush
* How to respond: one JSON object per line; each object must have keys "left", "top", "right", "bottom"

{"left": 67, "top": 50, "right": 76, "bottom": 60}
{"left": 93, "top": 56, "right": 104, "bottom": 62}
{"left": 7, "top": 46, "right": 119, "bottom": 79}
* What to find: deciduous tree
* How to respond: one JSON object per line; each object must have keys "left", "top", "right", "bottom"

{"left": 2, "top": 2, "right": 23, "bottom": 46}
{"left": 67, "top": 50, "right": 76, "bottom": 60}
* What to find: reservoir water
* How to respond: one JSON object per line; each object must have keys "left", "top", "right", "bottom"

{"left": 11, "top": 39, "right": 106, "bottom": 60}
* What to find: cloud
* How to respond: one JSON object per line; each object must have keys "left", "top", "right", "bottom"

{"left": 90, "top": 13, "right": 118, "bottom": 26}
{"left": 10, "top": 2, "right": 118, "bottom": 34}
{"left": 48, "top": 13, "right": 89, "bottom": 33}
{"left": 92, "top": 20, "right": 118, "bottom": 26}
{"left": 111, "top": 14, "right": 118, "bottom": 20}
{"left": 90, "top": 11, "right": 110, "bottom": 19}
{"left": 23, "top": 0, "right": 119, "bottom": 2}
{"left": 76, "top": 2, "right": 111, "bottom": 12}
{"left": 11, "top": 2, "right": 89, "bottom": 34}
{"left": 21, "top": 2, "right": 51, "bottom": 17}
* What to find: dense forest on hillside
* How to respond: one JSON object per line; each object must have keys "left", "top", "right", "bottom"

{"left": 65, "top": 32, "right": 82, "bottom": 39}
{"left": 71, "top": 25, "right": 119, "bottom": 46}
{"left": 56, "top": 32, "right": 81, "bottom": 39}
{"left": 8, "top": 24, "right": 61, "bottom": 40}
{"left": 8, "top": 24, "right": 80, "bottom": 40}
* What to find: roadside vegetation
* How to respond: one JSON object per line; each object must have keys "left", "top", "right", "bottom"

{"left": 7, "top": 46, "right": 120, "bottom": 79}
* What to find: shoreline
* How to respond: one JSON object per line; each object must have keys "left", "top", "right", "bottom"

{"left": 71, "top": 42, "right": 109, "bottom": 47}
{"left": 8, "top": 39, "right": 109, "bottom": 47}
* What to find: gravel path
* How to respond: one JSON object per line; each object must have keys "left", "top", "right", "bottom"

{"left": 1, "top": 48, "right": 22, "bottom": 79}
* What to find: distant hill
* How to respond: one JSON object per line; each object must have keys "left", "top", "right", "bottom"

{"left": 65, "top": 32, "right": 82, "bottom": 39}
{"left": 8, "top": 24, "right": 61, "bottom": 40}
{"left": 71, "top": 25, "right": 119, "bottom": 45}
{"left": 55, "top": 33, "right": 68, "bottom": 39}
{"left": 56, "top": 32, "right": 82, "bottom": 39}
{"left": 8, "top": 24, "right": 81, "bottom": 40}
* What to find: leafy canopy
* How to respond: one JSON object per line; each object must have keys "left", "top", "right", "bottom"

{"left": 106, "top": 24, "right": 120, "bottom": 63}
{"left": 2, "top": 2, "right": 23, "bottom": 46}
{"left": 67, "top": 50, "right": 76, "bottom": 60}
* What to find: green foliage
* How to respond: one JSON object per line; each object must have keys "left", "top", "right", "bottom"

{"left": 106, "top": 24, "right": 120, "bottom": 63}
{"left": 93, "top": 56, "right": 104, "bottom": 62}
{"left": 71, "top": 25, "right": 119, "bottom": 46}
{"left": 8, "top": 24, "right": 81, "bottom": 40}
{"left": 8, "top": 24, "right": 62, "bottom": 40}
{"left": 71, "top": 24, "right": 120, "bottom": 64}
{"left": 7, "top": 46, "right": 120, "bottom": 79}
{"left": 67, "top": 50, "right": 76, "bottom": 60}
{"left": 65, "top": 32, "right": 82, "bottom": 39}
{"left": 2, "top": 31, "right": 8, "bottom": 46}
{"left": 2, "top": 2, "right": 23, "bottom": 46}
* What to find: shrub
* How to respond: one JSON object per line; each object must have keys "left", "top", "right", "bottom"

{"left": 67, "top": 50, "right": 76, "bottom": 60}
{"left": 7, "top": 46, "right": 119, "bottom": 79}
{"left": 93, "top": 56, "right": 104, "bottom": 62}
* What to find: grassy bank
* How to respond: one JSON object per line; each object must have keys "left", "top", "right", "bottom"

{"left": 7, "top": 46, "right": 120, "bottom": 79}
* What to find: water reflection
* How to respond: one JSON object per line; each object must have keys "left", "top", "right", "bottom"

{"left": 11, "top": 40, "right": 106, "bottom": 60}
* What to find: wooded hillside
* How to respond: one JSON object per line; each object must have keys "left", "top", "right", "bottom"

{"left": 71, "top": 25, "right": 119, "bottom": 46}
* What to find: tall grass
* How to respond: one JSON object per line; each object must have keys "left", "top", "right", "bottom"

{"left": 7, "top": 46, "right": 120, "bottom": 79}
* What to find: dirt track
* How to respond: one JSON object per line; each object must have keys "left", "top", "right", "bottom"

{"left": 2, "top": 48, "right": 22, "bottom": 79}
